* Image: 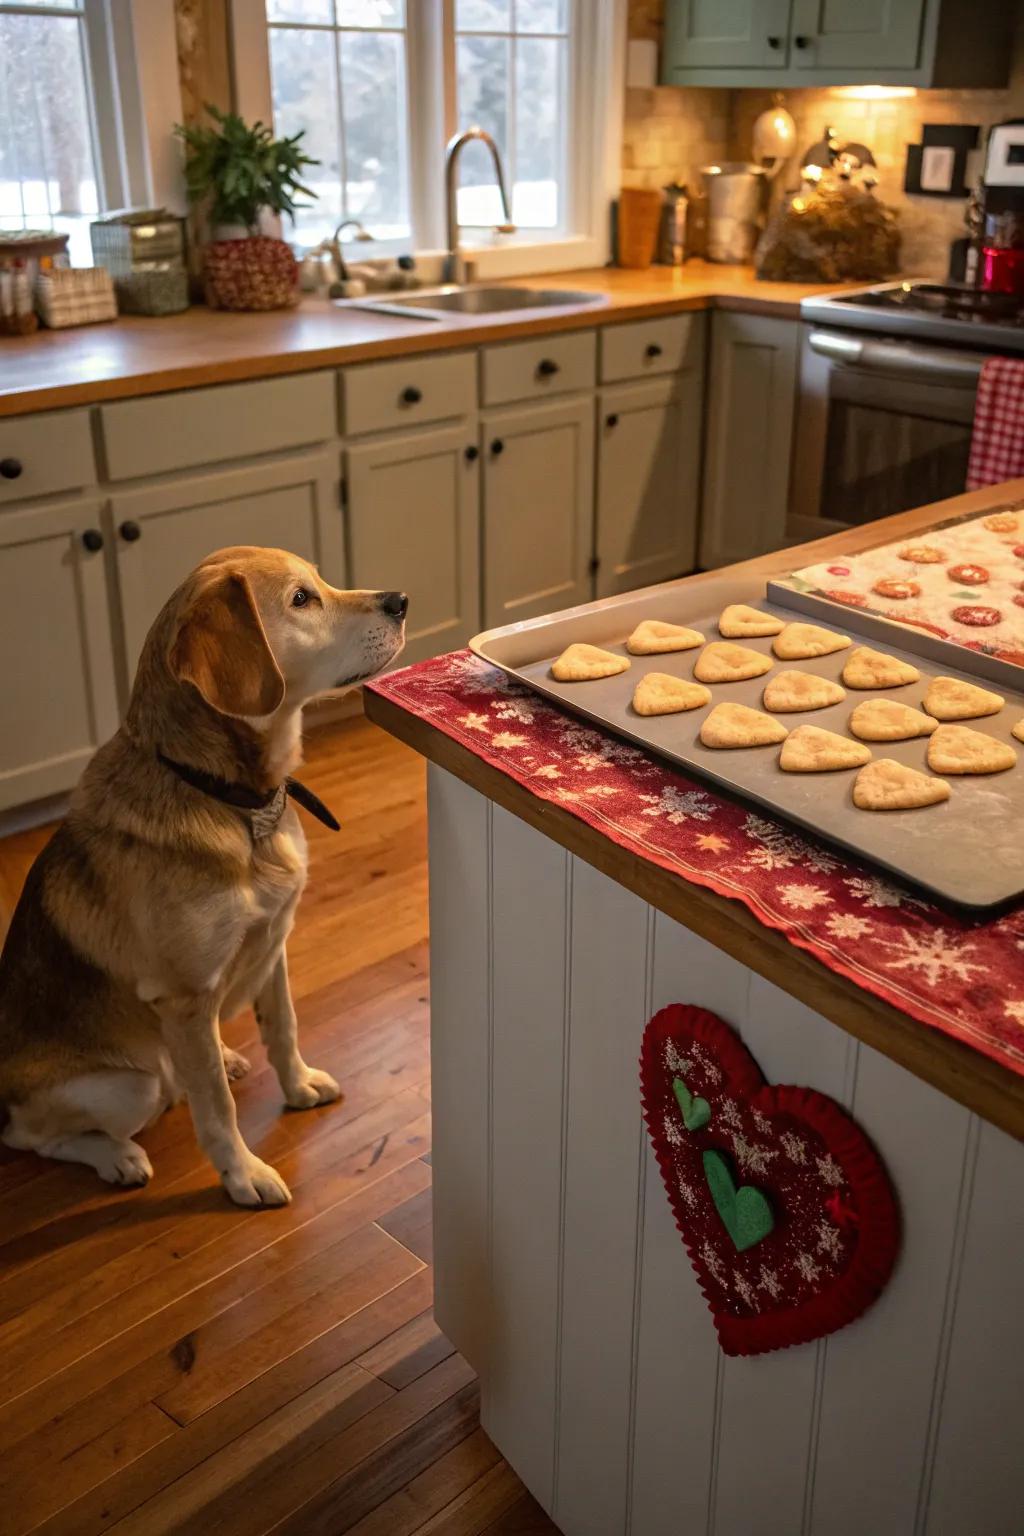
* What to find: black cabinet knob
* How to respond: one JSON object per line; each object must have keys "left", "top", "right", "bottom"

{"left": 767, "top": 34, "right": 781, "bottom": 47}
{"left": 794, "top": 33, "right": 810, "bottom": 47}
{"left": 119, "top": 520, "right": 142, "bottom": 542}
{"left": 536, "top": 358, "right": 560, "bottom": 377}
{"left": 401, "top": 385, "right": 422, "bottom": 405}
{"left": 81, "top": 528, "right": 104, "bottom": 552}
{"left": 465, "top": 445, "right": 479, "bottom": 462}
{"left": 645, "top": 343, "right": 663, "bottom": 359}
{"left": 490, "top": 439, "right": 504, "bottom": 456}
{"left": 0, "top": 457, "right": 23, "bottom": 480}
{"left": 606, "top": 413, "right": 619, "bottom": 428}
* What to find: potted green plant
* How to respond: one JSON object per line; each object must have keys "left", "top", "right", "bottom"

{"left": 175, "top": 105, "right": 318, "bottom": 311}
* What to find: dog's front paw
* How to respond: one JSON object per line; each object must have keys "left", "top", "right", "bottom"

{"left": 284, "top": 1067, "right": 342, "bottom": 1111}
{"left": 222, "top": 1046, "right": 252, "bottom": 1081}
{"left": 222, "top": 1155, "right": 291, "bottom": 1208}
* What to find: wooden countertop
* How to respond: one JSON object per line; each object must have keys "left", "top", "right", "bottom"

{"left": 366, "top": 479, "right": 1024, "bottom": 1142}
{"left": 0, "top": 263, "right": 863, "bottom": 419}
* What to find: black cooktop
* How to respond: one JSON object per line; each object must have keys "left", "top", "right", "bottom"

{"left": 835, "top": 282, "right": 1024, "bottom": 325}
{"left": 801, "top": 281, "right": 1024, "bottom": 352}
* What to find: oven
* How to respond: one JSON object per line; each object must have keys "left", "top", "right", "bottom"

{"left": 789, "top": 325, "right": 989, "bottom": 540}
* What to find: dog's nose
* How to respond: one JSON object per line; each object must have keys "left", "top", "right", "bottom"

{"left": 378, "top": 591, "right": 409, "bottom": 620}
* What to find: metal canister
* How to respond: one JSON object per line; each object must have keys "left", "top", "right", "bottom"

{"left": 657, "top": 183, "right": 689, "bottom": 266}
{"left": 702, "top": 163, "right": 768, "bottom": 264}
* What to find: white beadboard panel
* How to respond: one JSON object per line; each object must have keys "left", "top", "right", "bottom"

{"left": 810, "top": 1045, "right": 974, "bottom": 1536}
{"left": 425, "top": 767, "right": 493, "bottom": 1371}
{"left": 924, "top": 1119, "right": 1024, "bottom": 1536}
{"left": 628, "top": 914, "right": 753, "bottom": 1535}
{"left": 713, "top": 978, "right": 859, "bottom": 1536}
{"left": 481, "top": 804, "right": 573, "bottom": 1511}
{"left": 554, "top": 860, "right": 652, "bottom": 1536}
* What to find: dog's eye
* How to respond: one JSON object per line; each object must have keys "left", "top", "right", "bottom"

{"left": 292, "top": 588, "right": 311, "bottom": 608}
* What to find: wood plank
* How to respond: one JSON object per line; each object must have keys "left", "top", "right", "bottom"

{"left": 405, "top": 1462, "right": 524, "bottom": 1535}
{"left": 344, "top": 1428, "right": 501, "bottom": 1536}
{"left": 357, "top": 1309, "right": 455, "bottom": 1392}
{"left": 378, "top": 1187, "right": 434, "bottom": 1264}
{"left": 479, "top": 1492, "right": 561, "bottom": 1535}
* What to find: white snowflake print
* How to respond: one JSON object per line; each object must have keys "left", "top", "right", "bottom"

{"left": 779, "top": 883, "right": 833, "bottom": 913}
{"left": 449, "top": 654, "right": 510, "bottom": 695}
{"left": 584, "top": 784, "right": 620, "bottom": 799}
{"left": 816, "top": 1154, "right": 844, "bottom": 1187}
{"left": 461, "top": 711, "right": 490, "bottom": 732}
{"left": 876, "top": 928, "right": 985, "bottom": 989}
{"left": 664, "top": 1041, "right": 692, "bottom": 1076}
{"left": 689, "top": 1044, "right": 722, "bottom": 1085}
{"left": 701, "top": 1240, "right": 727, "bottom": 1285}
{"left": 780, "top": 1131, "right": 808, "bottom": 1164}
{"left": 719, "top": 1097, "right": 744, "bottom": 1131}
{"left": 843, "top": 874, "right": 925, "bottom": 911}
{"left": 751, "top": 1108, "right": 772, "bottom": 1136}
{"left": 796, "top": 1252, "right": 821, "bottom": 1283}
{"left": 1004, "top": 1000, "right": 1024, "bottom": 1026}
{"left": 534, "top": 764, "right": 561, "bottom": 780}
{"left": 493, "top": 699, "right": 536, "bottom": 724}
{"left": 663, "top": 1112, "right": 684, "bottom": 1148}
{"left": 677, "top": 1176, "right": 699, "bottom": 1210}
{"left": 491, "top": 730, "right": 529, "bottom": 749}
{"left": 816, "top": 1221, "right": 843, "bottom": 1261}
{"left": 742, "top": 815, "right": 838, "bottom": 875}
{"left": 759, "top": 1266, "right": 782, "bottom": 1300}
{"left": 575, "top": 751, "right": 610, "bottom": 774}
{"left": 639, "top": 787, "right": 715, "bottom": 825}
{"left": 825, "top": 912, "right": 875, "bottom": 942}
{"left": 734, "top": 1272, "right": 757, "bottom": 1308}
{"left": 730, "top": 1133, "right": 777, "bottom": 1177}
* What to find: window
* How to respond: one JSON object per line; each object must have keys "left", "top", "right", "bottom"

{"left": 246, "top": 0, "right": 624, "bottom": 273}
{"left": 0, "top": 0, "right": 100, "bottom": 262}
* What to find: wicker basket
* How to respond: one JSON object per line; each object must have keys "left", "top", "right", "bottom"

{"left": 617, "top": 188, "right": 662, "bottom": 270}
{"left": 203, "top": 236, "right": 299, "bottom": 312}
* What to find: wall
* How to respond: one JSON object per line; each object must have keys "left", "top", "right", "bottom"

{"left": 622, "top": 0, "right": 733, "bottom": 194}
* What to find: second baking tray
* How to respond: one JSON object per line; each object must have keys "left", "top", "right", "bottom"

{"left": 470, "top": 574, "right": 1024, "bottom": 912}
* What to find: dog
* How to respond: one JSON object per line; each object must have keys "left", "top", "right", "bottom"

{"left": 0, "top": 546, "right": 406, "bottom": 1207}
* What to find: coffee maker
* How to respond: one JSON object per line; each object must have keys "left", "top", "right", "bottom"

{"left": 980, "top": 119, "right": 1024, "bottom": 296}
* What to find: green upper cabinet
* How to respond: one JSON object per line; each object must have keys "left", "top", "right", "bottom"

{"left": 662, "top": 0, "right": 1013, "bottom": 86}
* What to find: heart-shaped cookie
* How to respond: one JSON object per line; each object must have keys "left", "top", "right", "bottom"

{"left": 640, "top": 1004, "right": 900, "bottom": 1357}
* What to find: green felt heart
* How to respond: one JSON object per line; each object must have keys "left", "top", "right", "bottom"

{"left": 672, "top": 1075, "right": 711, "bottom": 1132}
{"left": 702, "top": 1149, "right": 774, "bottom": 1252}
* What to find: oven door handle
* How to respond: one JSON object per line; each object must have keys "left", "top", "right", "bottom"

{"left": 808, "top": 329, "right": 986, "bottom": 386}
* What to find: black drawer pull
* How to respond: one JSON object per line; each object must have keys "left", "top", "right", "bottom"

{"left": 767, "top": 34, "right": 781, "bottom": 47}
{"left": 465, "top": 445, "right": 479, "bottom": 462}
{"left": 645, "top": 343, "right": 663, "bottom": 359}
{"left": 81, "top": 528, "right": 104, "bottom": 552}
{"left": 119, "top": 520, "right": 142, "bottom": 542}
{"left": 536, "top": 358, "right": 560, "bottom": 377}
{"left": 794, "top": 33, "right": 810, "bottom": 47}
{"left": 401, "top": 385, "right": 423, "bottom": 405}
{"left": 0, "top": 457, "right": 23, "bottom": 480}
{"left": 490, "top": 439, "right": 504, "bottom": 456}
{"left": 606, "top": 413, "right": 619, "bottom": 428}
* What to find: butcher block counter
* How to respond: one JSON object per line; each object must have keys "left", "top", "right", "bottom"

{"left": 365, "top": 482, "right": 1024, "bottom": 1536}
{"left": 0, "top": 262, "right": 858, "bottom": 418}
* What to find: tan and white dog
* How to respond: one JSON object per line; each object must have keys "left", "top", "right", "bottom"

{"left": 0, "top": 546, "right": 406, "bottom": 1206}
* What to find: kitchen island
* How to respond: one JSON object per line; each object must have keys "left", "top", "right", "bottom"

{"left": 365, "top": 482, "right": 1024, "bottom": 1536}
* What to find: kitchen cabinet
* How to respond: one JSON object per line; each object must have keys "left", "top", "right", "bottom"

{"left": 110, "top": 452, "right": 342, "bottom": 688}
{"left": 662, "top": 0, "right": 1012, "bottom": 87}
{"left": 481, "top": 396, "right": 595, "bottom": 629}
{"left": 345, "top": 425, "right": 480, "bottom": 667}
{"left": 595, "top": 375, "right": 701, "bottom": 598}
{"left": 699, "top": 311, "right": 798, "bottom": 571}
{"left": 0, "top": 497, "right": 119, "bottom": 812}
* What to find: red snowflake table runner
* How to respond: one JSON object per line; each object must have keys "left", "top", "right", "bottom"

{"left": 367, "top": 651, "right": 1024, "bottom": 1081}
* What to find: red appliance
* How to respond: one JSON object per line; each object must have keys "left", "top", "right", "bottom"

{"left": 981, "top": 120, "right": 1024, "bottom": 296}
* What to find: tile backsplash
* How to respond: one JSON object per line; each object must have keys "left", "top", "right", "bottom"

{"left": 624, "top": 0, "right": 1024, "bottom": 278}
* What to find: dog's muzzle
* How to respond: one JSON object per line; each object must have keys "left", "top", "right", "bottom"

{"left": 377, "top": 591, "right": 409, "bottom": 622}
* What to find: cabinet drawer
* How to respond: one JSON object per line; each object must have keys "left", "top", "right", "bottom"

{"left": 482, "top": 331, "right": 596, "bottom": 406}
{"left": 100, "top": 373, "right": 335, "bottom": 481}
{"left": 0, "top": 410, "right": 95, "bottom": 505}
{"left": 342, "top": 352, "right": 476, "bottom": 436}
{"left": 600, "top": 315, "right": 695, "bottom": 383}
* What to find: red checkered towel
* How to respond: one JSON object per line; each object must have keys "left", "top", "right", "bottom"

{"left": 967, "top": 356, "right": 1024, "bottom": 489}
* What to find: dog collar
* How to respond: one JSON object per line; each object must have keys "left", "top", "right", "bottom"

{"left": 157, "top": 752, "right": 340, "bottom": 838}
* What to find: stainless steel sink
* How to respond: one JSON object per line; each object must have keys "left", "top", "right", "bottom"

{"left": 337, "top": 286, "right": 605, "bottom": 321}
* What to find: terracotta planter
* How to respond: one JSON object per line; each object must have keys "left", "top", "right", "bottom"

{"left": 203, "top": 236, "right": 298, "bottom": 312}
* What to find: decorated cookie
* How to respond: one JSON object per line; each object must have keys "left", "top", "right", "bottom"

{"left": 984, "top": 512, "right": 1019, "bottom": 533}
{"left": 898, "top": 544, "right": 945, "bottom": 564}
{"left": 872, "top": 578, "right": 921, "bottom": 601}
{"left": 951, "top": 605, "right": 1002, "bottom": 627}
{"left": 947, "top": 564, "right": 989, "bottom": 586}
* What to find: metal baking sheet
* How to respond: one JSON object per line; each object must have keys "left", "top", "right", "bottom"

{"left": 470, "top": 574, "right": 1024, "bottom": 913}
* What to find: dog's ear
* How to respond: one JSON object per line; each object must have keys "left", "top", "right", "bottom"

{"left": 169, "top": 570, "right": 286, "bottom": 717}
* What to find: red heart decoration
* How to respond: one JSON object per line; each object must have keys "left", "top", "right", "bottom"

{"left": 640, "top": 1004, "right": 900, "bottom": 1357}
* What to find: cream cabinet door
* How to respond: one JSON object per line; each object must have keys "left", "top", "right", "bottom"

{"left": 595, "top": 375, "right": 701, "bottom": 599}
{"left": 345, "top": 423, "right": 480, "bottom": 666}
{"left": 110, "top": 452, "right": 342, "bottom": 686}
{"left": 481, "top": 396, "right": 595, "bottom": 628}
{"left": 0, "top": 497, "right": 118, "bottom": 811}
{"left": 699, "top": 311, "right": 798, "bottom": 570}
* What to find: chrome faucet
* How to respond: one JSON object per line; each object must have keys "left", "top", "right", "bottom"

{"left": 443, "top": 127, "right": 516, "bottom": 285}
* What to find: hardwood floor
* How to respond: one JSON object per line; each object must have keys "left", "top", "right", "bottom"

{"left": 0, "top": 716, "right": 559, "bottom": 1536}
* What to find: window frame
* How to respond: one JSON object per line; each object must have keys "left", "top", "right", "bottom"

{"left": 230, "top": 0, "right": 625, "bottom": 275}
